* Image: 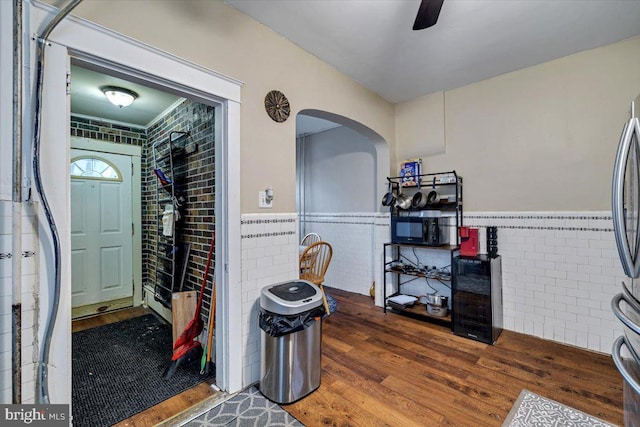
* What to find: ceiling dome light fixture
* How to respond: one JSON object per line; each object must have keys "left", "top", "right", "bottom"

{"left": 101, "top": 86, "right": 138, "bottom": 108}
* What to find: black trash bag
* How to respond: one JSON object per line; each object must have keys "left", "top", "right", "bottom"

{"left": 259, "top": 305, "right": 325, "bottom": 338}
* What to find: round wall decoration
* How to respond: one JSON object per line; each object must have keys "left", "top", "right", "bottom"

{"left": 264, "top": 90, "right": 290, "bottom": 123}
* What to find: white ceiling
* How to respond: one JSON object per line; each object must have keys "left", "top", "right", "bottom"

{"left": 70, "top": 64, "right": 183, "bottom": 128}
{"left": 227, "top": 0, "right": 640, "bottom": 103}
{"left": 71, "top": 1, "right": 640, "bottom": 133}
{"left": 71, "top": 63, "right": 336, "bottom": 135}
{"left": 296, "top": 115, "right": 340, "bottom": 137}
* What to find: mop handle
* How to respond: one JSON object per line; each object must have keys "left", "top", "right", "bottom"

{"left": 205, "top": 281, "right": 216, "bottom": 361}
{"left": 195, "top": 231, "right": 215, "bottom": 316}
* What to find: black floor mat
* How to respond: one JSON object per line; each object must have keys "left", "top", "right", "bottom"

{"left": 72, "top": 313, "right": 213, "bottom": 427}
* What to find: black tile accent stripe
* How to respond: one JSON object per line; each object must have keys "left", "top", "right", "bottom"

{"left": 462, "top": 224, "right": 613, "bottom": 232}
{"left": 303, "top": 220, "right": 375, "bottom": 226}
{"left": 465, "top": 214, "right": 612, "bottom": 220}
{"left": 297, "top": 213, "right": 613, "bottom": 231}
{"left": 238, "top": 216, "right": 613, "bottom": 239}
{"left": 241, "top": 218, "right": 296, "bottom": 225}
{"left": 299, "top": 213, "right": 389, "bottom": 226}
{"left": 241, "top": 231, "right": 296, "bottom": 239}
{"left": 462, "top": 213, "right": 613, "bottom": 232}
{"left": 301, "top": 213, "right": 386, "bottom": 219}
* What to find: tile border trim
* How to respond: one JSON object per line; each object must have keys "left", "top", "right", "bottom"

{"left": 240, "top": 218, "right": 296, "bottom": 225}
{"left": 465, "top": 214, "right": 611, "bottom": 220}
{"left": 462, "top": 212, "right": 613, "bottom": 232}
{"left": 240, "top": 231, "right": 296, "bottom": 239}
{"left": 299, "top": 212, "right": 389, "bottom": 227}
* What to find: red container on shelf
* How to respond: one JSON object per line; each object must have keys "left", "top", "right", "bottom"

{"left": 459, "top": 226, "right": 479, "bottom": 257}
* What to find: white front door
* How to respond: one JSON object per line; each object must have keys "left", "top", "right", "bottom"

{"left": 70, "top": 149, "right": 133, "bottom": 307}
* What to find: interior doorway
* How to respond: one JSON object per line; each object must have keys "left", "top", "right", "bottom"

{"left": 31, "top": 1, "right": 243, "bottom": 405}
{"left": 67, "top": 61, "right": 221, "bottom": 425}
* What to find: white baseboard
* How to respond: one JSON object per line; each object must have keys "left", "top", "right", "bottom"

{"left": 143, "top": 285, "right": 173, "bottom": 323}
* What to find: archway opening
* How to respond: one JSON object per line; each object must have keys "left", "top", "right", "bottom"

{"left": 296, "top": 109, "right": 389, "bottom": 302}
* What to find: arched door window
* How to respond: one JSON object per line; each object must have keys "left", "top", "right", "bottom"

{"left": 70, "top": 156, "right": 122, "bottom": 181}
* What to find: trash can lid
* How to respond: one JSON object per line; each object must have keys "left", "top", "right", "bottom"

{"left": 260, "top": 280, "right": 323, "bottom": 315}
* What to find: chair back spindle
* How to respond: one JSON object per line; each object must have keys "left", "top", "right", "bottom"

{"left": 299, "top": 241, "right": 333, "bottom": 314}
{"left": 301, "top": 232, "right": 321, "bottom": 246}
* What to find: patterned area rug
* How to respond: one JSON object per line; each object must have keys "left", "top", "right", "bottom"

{"left": 503, "top": 390, "right": 616, "bottom": 427}
{"left": 183, "top": 386, "right": 304, "bottom": 427}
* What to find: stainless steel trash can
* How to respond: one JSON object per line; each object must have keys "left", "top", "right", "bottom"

{"left": 259, "top": 280, "right": 324, "bottom": 404}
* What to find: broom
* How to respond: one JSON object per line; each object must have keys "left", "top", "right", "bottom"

{"left": 163, "top": 231, "right": 215, "bottom": 379}
{"left": 163, "top": 341, "right": 202, "bottom": 380}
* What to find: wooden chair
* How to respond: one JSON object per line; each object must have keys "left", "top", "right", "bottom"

{"left": 301, "top": 232, "right": 321, "bottom": 246}
{"left": 299, "top": 241, "right": 333, "bottom": 315}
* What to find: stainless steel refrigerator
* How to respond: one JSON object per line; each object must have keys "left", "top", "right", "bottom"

{"left": 611, "top": 93, "right": 640, "bottom": 426}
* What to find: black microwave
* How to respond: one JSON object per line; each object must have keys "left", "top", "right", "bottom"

{"left": 391, "top": 216, "right": 450, "bottom": 246}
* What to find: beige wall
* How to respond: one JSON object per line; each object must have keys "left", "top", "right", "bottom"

{"left": 60, "top": 0, "right": 395, "bottom": 213}
{"left": 395, "top": 36, "right": 640, "bottom": 211}
{"left": 395, "top": 91, "right": 445, "bottom": 159}
{"left": 47, "top": 1, "right": 640, "bottom": 212}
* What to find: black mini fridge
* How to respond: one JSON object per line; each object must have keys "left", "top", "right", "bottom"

{"left": 452, "top": 255, "right": 503, "bottom": 344}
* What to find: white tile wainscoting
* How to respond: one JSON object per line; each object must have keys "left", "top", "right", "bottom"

{"left": 304, "top": 210, "right": 624, "bottom": 355}
{"left": 240, "top": 210, "right": 623, "bottom": 386}
{"left": 0, "top": 201, "right": 40, "bottom": 403}
{"left": 240, "top": 214, "right": 299, "bottom": 386}
{"left": 301, "top": 213, "right": 390, "bottom": 297}
{"left": 464, "top": 211, "right": 624, "bottom": 354}
{"left": 241, "top": 211, "right": 388, "bottom": 386}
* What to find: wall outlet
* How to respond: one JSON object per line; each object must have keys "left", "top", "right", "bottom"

{"left": 259, "top": 191, "right": 272, "bottom": 208}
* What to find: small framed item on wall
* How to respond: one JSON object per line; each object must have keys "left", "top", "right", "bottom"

{"left": 400, "top": 158, "right": 422, "bottom": 187}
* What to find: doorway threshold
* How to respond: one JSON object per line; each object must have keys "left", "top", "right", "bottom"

{"left": 72, "top": 296, "right": 133, "bottom": 320}
{"left": 114, "top": 381, "right": 227, "bottom": 427}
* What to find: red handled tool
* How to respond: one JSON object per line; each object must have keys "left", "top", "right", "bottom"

{"left": 163, "top": 231, "right": 215, "bottom": 379}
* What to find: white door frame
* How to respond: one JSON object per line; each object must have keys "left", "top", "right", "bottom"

{"left": 70, "top": 137, "right": 143, "bottom": 308}
{"left": 28, "top": 0, "right": 243, "bottom": 402}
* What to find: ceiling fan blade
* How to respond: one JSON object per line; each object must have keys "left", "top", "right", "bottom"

{"left": 413, "top": 0, "right": 444, "bottom": 30}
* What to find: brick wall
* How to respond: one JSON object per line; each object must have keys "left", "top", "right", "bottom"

{"left": 70, "top": 115, "right": 146, "bottom": 146}
{"left": 70, "top": 102, "right": 216, "bottom": 321}
{"left": 145, "top": 100, "right": 216, "bottom": 320}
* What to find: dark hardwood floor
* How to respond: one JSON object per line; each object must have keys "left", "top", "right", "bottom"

{"left": 72, "top": 290, "right": 624, "bottom": 426}
{"left": 283, "top": 288, "right": 624, "bottom": 427}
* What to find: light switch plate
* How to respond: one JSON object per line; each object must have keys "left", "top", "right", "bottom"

{"left": 259, "top": 191, "right": 272, "bottom": 208}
